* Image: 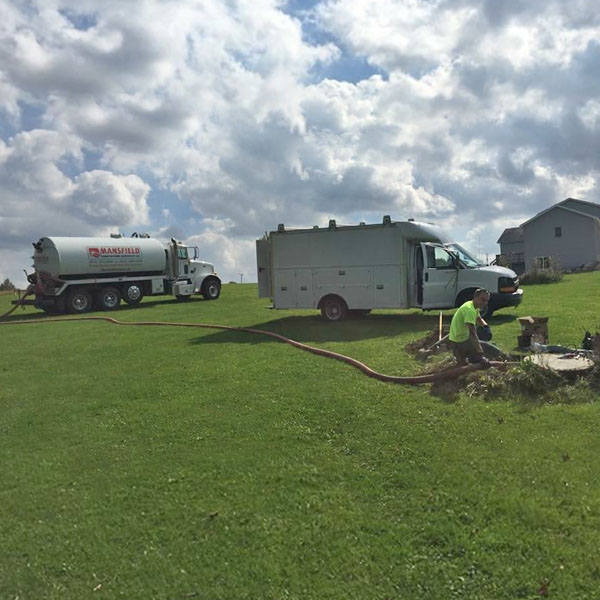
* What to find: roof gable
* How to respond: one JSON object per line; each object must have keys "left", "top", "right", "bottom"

{"left": 521, "top": 202, "right": 599, "bottom": 228}
{"left": 559, "top": 197, "right": 600, "bottom": 218}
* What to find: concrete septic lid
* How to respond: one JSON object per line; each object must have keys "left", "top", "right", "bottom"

{"left": 518, "top": 316, "right": 549, "bottom": 325}
{"left": 525, "top": 353, "right": 594, "bottom": 373}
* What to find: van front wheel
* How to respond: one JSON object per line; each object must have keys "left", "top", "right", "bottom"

{"left": 321, "top": 296, "right": 348, "bottom": 321}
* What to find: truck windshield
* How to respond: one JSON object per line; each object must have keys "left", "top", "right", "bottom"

{"left": 445, "top": 243, "right": 483, "bottom": 268}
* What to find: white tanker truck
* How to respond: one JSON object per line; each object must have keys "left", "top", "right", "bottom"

{"left": 27, "top": 234, "right": 221, "bottom": 314}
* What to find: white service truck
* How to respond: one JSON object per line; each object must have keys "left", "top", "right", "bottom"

{"left": 256, "top": 216, "right": 523, "bottom": 320}
{"left": 28, "top": 234, "right": 221, "bottom": 314}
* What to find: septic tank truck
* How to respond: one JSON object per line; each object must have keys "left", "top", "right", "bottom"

{"left": 27, "top": 233, "right": 221, "bottom": 314}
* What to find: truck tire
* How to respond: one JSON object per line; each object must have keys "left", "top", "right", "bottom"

{"left": 123, "top": 283, "right": 144, "bottom": 306}
{"left": 66, "top": 288, "right": 93, "bottom": 314}
{"left": 96, "top": 286, "right": 121, "bottom": 311}
{"left": 201, "top": 278, "right": 221, "bottom": 300}
{"left": 321, "top": 296, "right": 348, "bottom": 321}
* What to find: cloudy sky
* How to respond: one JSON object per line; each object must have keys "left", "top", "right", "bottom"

{"left": 1, "top": 0, "right": 599, "bottom": 285}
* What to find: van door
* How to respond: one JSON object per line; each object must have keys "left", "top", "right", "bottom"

{"left": 420, "top": 243, "right": 458, "bottom": 308}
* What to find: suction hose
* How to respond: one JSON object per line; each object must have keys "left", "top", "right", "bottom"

{"left": 0, "top": 285, "right": 34, "bottom": 320}
{"left": 0, "top": 314, "right": 510, "bottom": 385}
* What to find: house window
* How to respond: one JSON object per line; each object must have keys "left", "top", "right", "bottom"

{"left": 536, "top": 257, "right": 551, "bottom": 269}
{"left": 554, "top": 226, "right": 562, "bottom": 237}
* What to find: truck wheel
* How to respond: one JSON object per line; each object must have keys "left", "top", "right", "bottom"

{"left": 123, "top": 283, "right": 143, "bottom": 306}
{"left": 321, "top": 296, "right": 348, "bottom": 321}
{"left": 96, "top": 286, "right": 121, "bottom": 310}
{"left": 202, "top": 278, "right": 221, "bottom": 300}
{"left": 66, "top": 288, "right": 93, "bottom": 314}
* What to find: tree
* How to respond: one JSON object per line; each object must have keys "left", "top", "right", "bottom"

{"left": 0, "top": 278, "right": 15, "bottom": 291}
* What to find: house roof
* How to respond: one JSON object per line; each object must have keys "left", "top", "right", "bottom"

{"left": 520, "top": 200, "right": 600, "bottom": 228}
{"left": 497, "top": 227, "right": 523, "bottom": 244}
{"left": 559, "top": 197, "right": 600, "bottom": 213}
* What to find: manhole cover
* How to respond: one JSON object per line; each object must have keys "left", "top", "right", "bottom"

{"left": 525, "top": 353, "right": 594, "bottom": 373}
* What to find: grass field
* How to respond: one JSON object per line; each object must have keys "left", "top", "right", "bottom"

{"left": 2, "top": 274, "right": 600, "bottom": 599}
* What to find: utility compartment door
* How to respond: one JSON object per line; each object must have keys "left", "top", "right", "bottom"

{"left": 256, "top": 239, "right": 272, "bottom": 298}
{"left": 374, "top": 266, "right": 402, "bottom": 307}
{"left": 420, "top": 243, "right": 457, "bottom": 309}
{"left": 274, "top": 269, "right": 295, "bottom": 308}
{"left": 314, "top": 267, "right": 372, "bottom": 309}
{"left": 295, "top": 269, "right": 313, "bottom": 307}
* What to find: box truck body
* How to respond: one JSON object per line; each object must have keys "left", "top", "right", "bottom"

{"left": 256, "top": 218, "right": 522, "bottom": 320}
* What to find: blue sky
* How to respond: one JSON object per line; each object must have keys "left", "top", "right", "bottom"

{"left": 1, "top": 0, "right": 599, "bottom": 285}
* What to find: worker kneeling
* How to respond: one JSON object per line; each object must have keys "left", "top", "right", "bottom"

{"left": 449, "top": 288, "right": 491, "bottom": 368}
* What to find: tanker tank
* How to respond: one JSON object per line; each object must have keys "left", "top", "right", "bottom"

{"left": 33, "top": 236, "right": 167, "bottom": 279}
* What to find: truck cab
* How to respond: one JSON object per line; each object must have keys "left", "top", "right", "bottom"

{"left": 165, "top": 239, "right": 221, "bottom": 300}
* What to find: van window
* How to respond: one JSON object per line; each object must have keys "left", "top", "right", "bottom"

{"left": 426, "top": 245, "right": 454, "bottom": 269}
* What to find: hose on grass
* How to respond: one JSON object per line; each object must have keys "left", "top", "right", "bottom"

{"left": 0, "top": 285, "right": 34, "bottom": 320}
{"left": 0, "top": 313, "right": 512, "bottom": 385}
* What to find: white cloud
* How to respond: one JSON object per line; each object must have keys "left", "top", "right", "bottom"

{"left": 0, "top": 130, "right": 150, "bottom": 250}
{"left": 70, "top": 170, "right": 150, "bottom": 224}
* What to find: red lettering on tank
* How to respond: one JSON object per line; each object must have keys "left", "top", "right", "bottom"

{"left": 88, "top": 246, "right": 141, "bottom": 258}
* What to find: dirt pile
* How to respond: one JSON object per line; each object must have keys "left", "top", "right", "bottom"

{"left": 405, "top": 328, "right": 449, "bottom": 355}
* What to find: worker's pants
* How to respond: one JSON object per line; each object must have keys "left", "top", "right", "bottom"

{"left": 450, "top": 338, "right": 482, "bottom": 366}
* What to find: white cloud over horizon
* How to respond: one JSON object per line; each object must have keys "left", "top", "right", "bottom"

{"left": 1, "top": 0, "right": 599, "bottom": 286}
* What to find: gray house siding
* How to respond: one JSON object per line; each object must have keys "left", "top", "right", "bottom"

{"left": 522, "top": 207, "right": 600, "bottom": 270}
{"left": 500, "top": 240, "right": 524, "bottom": 257}
{"left": 561, "top": 198, "right": 600, "bottom": 219}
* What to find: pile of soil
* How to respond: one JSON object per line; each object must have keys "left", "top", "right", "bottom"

{"left": 405, "top": 328, "right": 449, "bottom": 354}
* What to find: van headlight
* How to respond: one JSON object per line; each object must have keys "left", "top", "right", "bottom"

{"left": 498, "top": 277, "right": 517, "bottom": 293}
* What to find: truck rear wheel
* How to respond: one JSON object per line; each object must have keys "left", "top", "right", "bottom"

{"left": 321, "top": 296, "right": 348, "bottom": 321}
{"left": 123, "top": 283, "right": 143, "bottom": 306}
{"left": 202, "top": 278, "right": 221, "bottom": 300}
{"left": 96, "top": 286, "right": 121, "bottom": 310}
{"left": 66, "top": 288, "right": 93, "bottom": 314}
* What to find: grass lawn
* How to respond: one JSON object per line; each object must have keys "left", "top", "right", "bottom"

{"left": 1, "top": 274, "right": 600, "bottom": 599}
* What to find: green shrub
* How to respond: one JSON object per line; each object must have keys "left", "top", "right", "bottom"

{"left": 520, "top": 258, "right": 563, "bottom": 284}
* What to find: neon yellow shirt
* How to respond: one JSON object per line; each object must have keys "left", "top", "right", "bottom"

{"left": 449, "top": 300, "right": 478, "bottom": 343}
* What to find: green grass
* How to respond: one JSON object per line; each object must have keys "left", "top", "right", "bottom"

{"left": 2, "top": 274, "right": 600, "bottom": 599}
